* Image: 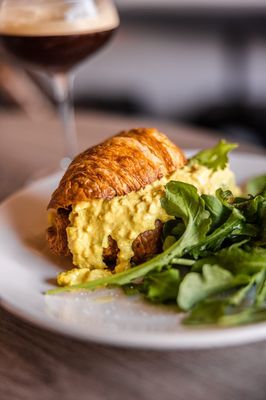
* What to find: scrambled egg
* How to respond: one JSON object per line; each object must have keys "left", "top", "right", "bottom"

{"left": 58, "top": 164, "right": 238, "bottom": 286}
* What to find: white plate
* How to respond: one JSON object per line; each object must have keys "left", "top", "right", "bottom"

{"left": 0, "top": 151, "right": 266, "bottom": 349}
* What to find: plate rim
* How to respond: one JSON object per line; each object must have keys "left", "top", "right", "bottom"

{"left": 3, "top": 295, "right": 266, "bottom": 350}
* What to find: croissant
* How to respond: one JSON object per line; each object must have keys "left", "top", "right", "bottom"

{"left": 46, "top": 128, "right": 186, "bottom": 273}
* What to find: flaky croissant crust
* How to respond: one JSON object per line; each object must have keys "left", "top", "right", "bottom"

{"left": 48, "top": 128, "right": 186, "bottom": 210}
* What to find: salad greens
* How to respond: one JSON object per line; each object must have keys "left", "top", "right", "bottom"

{"left": 47, "top": 141, "right": 266, "bottom": 327}
{"left": 189, "top": 139, "right": 238, "bottom": 171}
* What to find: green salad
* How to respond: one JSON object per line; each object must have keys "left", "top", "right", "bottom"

{"left": 47, "top": 141, "right": 266, "bottom": 327}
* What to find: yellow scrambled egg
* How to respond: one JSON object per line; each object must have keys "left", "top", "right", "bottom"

{"left": 57, "top": 164, "right": 238, "bottom": 286}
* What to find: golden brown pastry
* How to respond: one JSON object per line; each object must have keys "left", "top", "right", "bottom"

{"left": 47, "top": 128, "right": 186, "bottom": 268}
{"left": 48, "top": 128, "right": 186, "bottom": 209}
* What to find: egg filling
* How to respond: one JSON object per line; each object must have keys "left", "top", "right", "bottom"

{"left": 56, "top": 163, "right": 239, "bottom": 286}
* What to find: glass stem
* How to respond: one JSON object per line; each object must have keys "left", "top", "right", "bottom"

{"left": 52, "top": 72, "right": 78, "bottom": 167}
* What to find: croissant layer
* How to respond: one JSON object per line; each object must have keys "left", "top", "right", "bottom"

{"left": 48, "top": 128, "right": 186, "bottom": 210}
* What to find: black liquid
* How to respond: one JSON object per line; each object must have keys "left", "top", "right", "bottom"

{"left": 0, "top": 28, "right": 116, "bottom": 72}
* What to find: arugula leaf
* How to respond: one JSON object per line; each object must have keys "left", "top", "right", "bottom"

{"left": 183, "top": 300, "right": 266, "bottom": 326}
{"left": 189, "top": 208, "right": 245, "bottom": 258}
{"left": 178, "top": 264, "right": 249, "bottom": 311}
{"left": 189, "top": 140, "right": 238, "bottom": 171}
{"left": 246, "top": 174, "right": 266, "bottom": 196}
{"left": 216, "top": 191, "right": 266, "bottom": 243}
{"left": 233, "top": 194, "right": 265, "bottom": 222}
{"left": 47, "top": 255, "right": 169, "bottom": 294}
{"left": 163, "top": 235, "right": 176, "bottom": 251}
{"left": 201, "top": 194, "right": 230, "bottom": 231}
{"left": 141, "top": 269, "right": 180, "bottom": 303}
{"left": 228, "top": 270, "right": 266, "bottom": 306}
{"left": 219, "top": 307, "right": 266, "bottom": 326}
{"left": 183, "top": 268, "right": 266, "bottom": 326}
{"left": 161, "top": 181, "right": 211, "bottom": 253}
{"left": 193, "top": 245, "right": 266, "bottom": 276}
{"left": 183, "top": 299, "right": 227, "bottom": 325}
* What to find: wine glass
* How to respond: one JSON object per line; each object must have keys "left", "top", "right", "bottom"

{"left": 0, "top": 0, "right": 119, "bottom": 169}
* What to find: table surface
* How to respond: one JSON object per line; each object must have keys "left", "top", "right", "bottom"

{"left": 119, "top": 0, "right": 266, "bottom": 10}
{"left": 1, "top": 112, "right": 266, "bottom": 400}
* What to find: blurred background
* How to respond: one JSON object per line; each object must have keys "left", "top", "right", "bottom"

{"left": 1, "top": 0, "right": 266, "bottom": 147}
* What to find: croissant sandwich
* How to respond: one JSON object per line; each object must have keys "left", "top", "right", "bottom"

{"left": 47, "top": 128, "right": 238, "bottom": 286}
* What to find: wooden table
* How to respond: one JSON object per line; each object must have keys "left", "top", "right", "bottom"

{"left": 1, "top": 112, "right": 266, "bottom": 400}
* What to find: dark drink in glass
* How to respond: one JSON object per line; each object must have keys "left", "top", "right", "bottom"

{"left": 0, "top": 29, "right": 116, "bottom": 73}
